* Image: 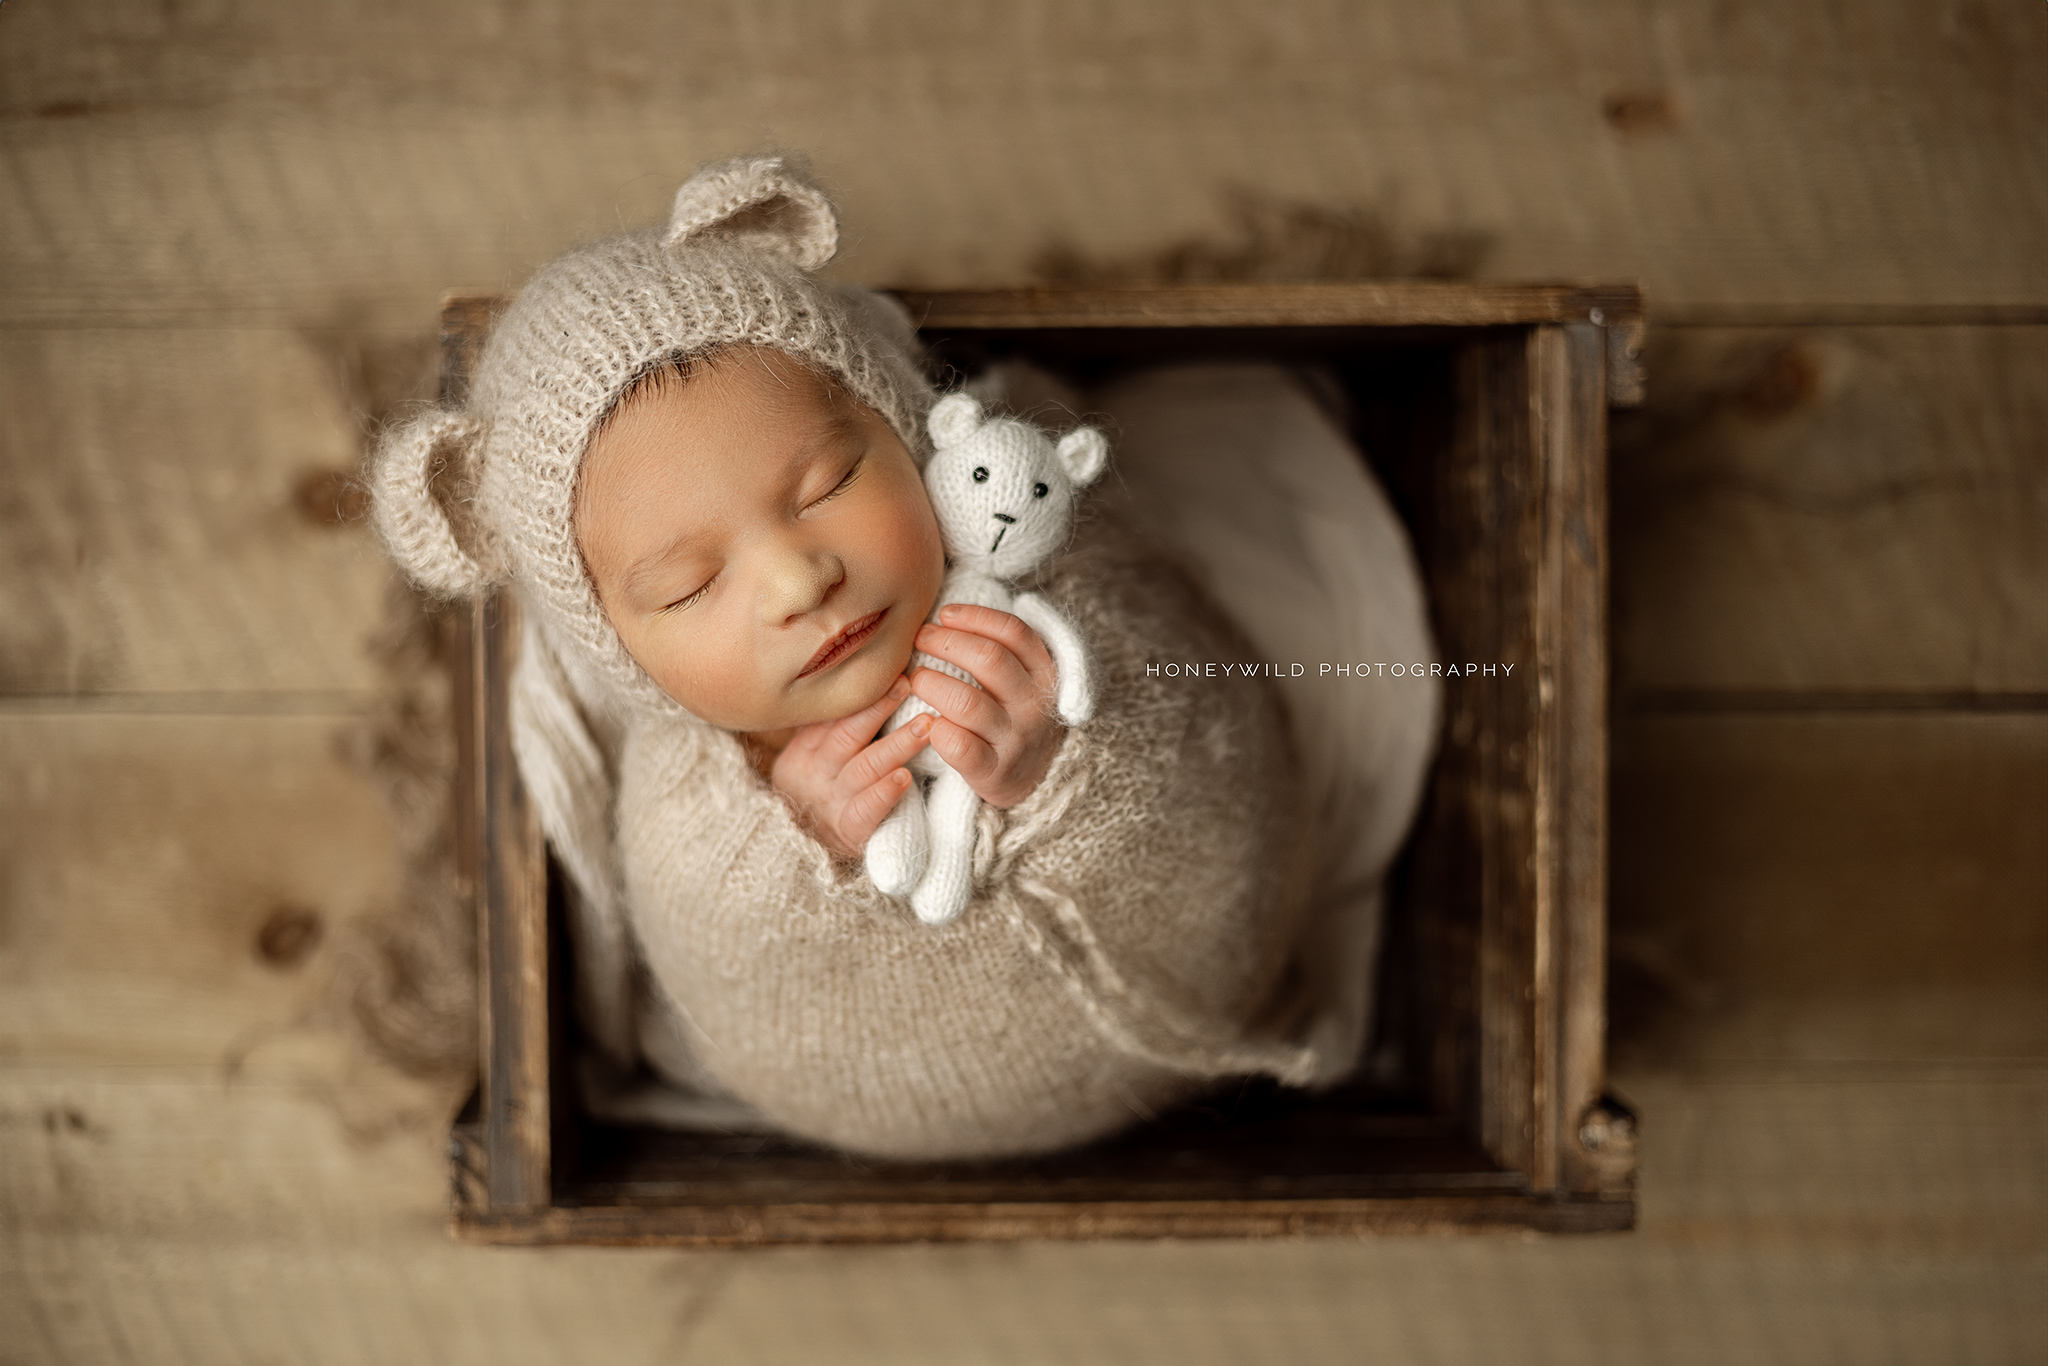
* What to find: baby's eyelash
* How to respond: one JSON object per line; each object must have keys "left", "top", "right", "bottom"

{"left": 808, "top": 456, "right": 865, "bottom": 508}
{"left": 661, "top": 577, "right": 715, "bottom": 614}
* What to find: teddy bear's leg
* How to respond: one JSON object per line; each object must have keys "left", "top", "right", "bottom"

{"left": 1012, "top": 593, "right": 1094, "bottom": 726}
{"left": 909, "top": 767, "right": 980, "bottom": 925}
{"left": 864, "top": 777, "right": 929, "bottom": 897}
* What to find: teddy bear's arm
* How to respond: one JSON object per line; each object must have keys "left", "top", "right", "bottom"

{"left": 1011, "top": 592, "right": 1094, "bottom": 727}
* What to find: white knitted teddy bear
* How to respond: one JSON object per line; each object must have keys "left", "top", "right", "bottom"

{"left": 866, "top": 392, "right": 1110, "bottom": 925}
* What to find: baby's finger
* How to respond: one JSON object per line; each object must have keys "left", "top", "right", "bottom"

{"left": 928, "top": 716, "right": 1000, "bottom": 786}
{"left": 815, "top": 675, "right": 911, "bottom": 769}
{"left": 938, "top": 604, "right": 1056, "bottom": 685}
{"left": 910, "top": 665, "right": 1009, "bottom": 743}
{"left": 914, "top": 622, "right": 1036, "bottom": 708}
{"left": 837, "top": 767, "right": 916, "bottom": 849}
{"left": 840, "top": 712, "right": 933, "bottom": 791}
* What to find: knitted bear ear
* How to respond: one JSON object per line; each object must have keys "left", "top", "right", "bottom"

{"left": 1056, "top": 426, "right": 1110, "bottom": 488}
{"left": 927, "top": 392, "right": 983, "bottom": 449}
{"left": 370, "top": 408, "right": 503, "bottom": 598}
{"left": 663, "top": 154, "right": 838, "bottom": 270}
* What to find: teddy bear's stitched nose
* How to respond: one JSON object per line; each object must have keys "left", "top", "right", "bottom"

{"left": 993, "top": 512, "right": 1016, "bottom": 524}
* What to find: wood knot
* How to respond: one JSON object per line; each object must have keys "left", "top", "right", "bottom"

{"left": 1736, "top": 344, "right": 1820, "bottom": 419}
{"left": 1578, "top": 1097, "right": 1639, "bottom": 1154}
{"left": 294, "top": 468, "right": 369, "bottom": 527}
{"left": 1603, "top": 89, "right": 1679, "bottom": 134}
{"left": 255, "top": 905, "right": 324, "bottom": 969}
{"left": 42, "top": 1106, "right": 95, "bottom": 1135}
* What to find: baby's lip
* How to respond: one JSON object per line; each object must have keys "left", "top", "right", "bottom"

{"left": 796, "top": 608, "right": 888, "bottom": 680}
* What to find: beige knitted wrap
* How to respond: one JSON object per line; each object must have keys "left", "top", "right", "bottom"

{"left": 619, "top": 508, "right": 1320, "bottom": 1159}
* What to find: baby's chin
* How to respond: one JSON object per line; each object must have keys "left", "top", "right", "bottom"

{"left": 788, "top": 611, "right": 920, "bottom": 723}
{"left": 787, "top": 647, "right": 912, "bottom": 727}
{"left": 654, "top": 612, "right": 917, "bottom": 733}
{"left": 694, "top": 651, "right": 908, "bottom": 734}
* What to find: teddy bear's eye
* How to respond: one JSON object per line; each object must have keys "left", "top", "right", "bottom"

{"left": 972, "top": 467, "right": 989, "bottom": 483}
{"left": 1033, "top": 482, "right": 1049, "bottom": 498}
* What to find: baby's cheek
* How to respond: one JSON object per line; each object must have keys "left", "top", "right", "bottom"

{"left": 664, "top": 645, "right": 763, "bottom": 727}
{"left": 865, "top": 457, "right": 944, "bottom": 582}
{"left": 622, "top": 623, "right": 733, "bottom": 722}
{"left": 892, "top": 503, "right": 947, "bottom": 608}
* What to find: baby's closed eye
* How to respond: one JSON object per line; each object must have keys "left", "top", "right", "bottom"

{"left": 803, "top": 454, "right": 866, "bottom": 511}
{"left": 661, "top": 574, "right": 717, "bottom": 614}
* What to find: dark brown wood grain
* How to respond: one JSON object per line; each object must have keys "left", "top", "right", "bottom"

{"left": 437, "top": 294, "right": 499, "bottom": 407}
{"left": 450, "top": 1190, "right": 1634, "bottom": 1247}
{"left": 1396, "top": 324, "right": 1617, "bottom": 1198}
{"left": 1422, "top": 328, "right": 1546, "bottom": 1183}
{"left": 1541, "top": 324, "right": 1623, "bottom": 1196}
{"left": 891, "top": 282, "right": 1643, "bottom": 331}
{"left": 441, "top": 283, "right": 1634, "bottom": 1241}
{"left": 459, "top": 592, "right": 552, "bottom": 1209}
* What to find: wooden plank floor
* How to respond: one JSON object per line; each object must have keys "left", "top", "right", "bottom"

{"left": 4, "top": 1064, "right": 2039, "bottom": 1363}
{"left": 1, "top": 2, "right": 2042, "bottom": 1361}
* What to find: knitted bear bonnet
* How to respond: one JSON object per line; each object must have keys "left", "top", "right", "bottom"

{"left": 371, "top": 153, "right": 933, "bottom": 719}
{"left": 369, "top": 155, "right": 936, "bottom": 1065}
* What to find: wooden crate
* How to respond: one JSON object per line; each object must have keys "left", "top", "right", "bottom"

{"left": 442, "top": 282, "right": 1642, "bottom": 1245}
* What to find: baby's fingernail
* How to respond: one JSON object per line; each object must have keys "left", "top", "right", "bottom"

{"left": 911, "top": 715, "right": 933, "bottom": 738}
{"left": 888, "top": 676, "right": 909, "bottom": 698}
{"left": 939, "top": 605, "right": 960, "bottom": 620}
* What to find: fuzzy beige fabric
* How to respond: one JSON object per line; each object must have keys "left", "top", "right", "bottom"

{"left": 617, "top": 508, "right": 1320, "bottom": 1160}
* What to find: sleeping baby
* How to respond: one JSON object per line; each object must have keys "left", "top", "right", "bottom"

{"left": 369, "top": 154, "right": 1434, "bottom": 1160}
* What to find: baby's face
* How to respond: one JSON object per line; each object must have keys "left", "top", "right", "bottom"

{"left": 575, "top": 347, "right": 943, "bottom": 733}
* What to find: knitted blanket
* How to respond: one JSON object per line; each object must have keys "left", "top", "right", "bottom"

{"left": 615, "top": 508, "right": 1317, "bottom": 1160}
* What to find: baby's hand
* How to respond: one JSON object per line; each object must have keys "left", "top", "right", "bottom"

{"left": 910, "top": 603, "right": 1066, "bottom": 809}
{"left": 768, "top": 676, "right": 932, "bottom": 860}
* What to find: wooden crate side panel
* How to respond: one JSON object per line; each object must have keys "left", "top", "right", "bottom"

{"left": 451, "top": 1183, "right": 1633, "bottom": 1246}
{"left": 1423, "top": 329, "right": 1543, "bottom": 1181}
{"left": 437, "top": 300, "right": 550, "bottom": 1210}
{"left": 1417, "top": 338, "right": 1485, "bottom": 1147}
{"left": 1482, "top": 332, "right": 1545, "bottom": 1187}
{"left": 449, "top": 588, "right": 483, "bottom": 957}
{"left": 437, "top": 294, "right": 498, "bottom": 406}
{"left": 893, "top": 282, "right": 1638, "bottom": 330}
{"left": 1535, "top": 325, "right": 1629, "bottom": 1197}
{"left": 475, "top": 594, "right": 551, "bottom": 1207}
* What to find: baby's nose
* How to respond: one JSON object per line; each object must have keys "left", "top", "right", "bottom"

{"left": 992, "top": 512, "right": 1016, "bottom": 524}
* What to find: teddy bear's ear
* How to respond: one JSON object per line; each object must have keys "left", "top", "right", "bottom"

{"left": 1056, "top": 426, "right": 1110, "bottom": 488}
{"left": 370, "top": 408, "right": 503, "bottom": 597}
{"left": 928, "top": 392, "right": 983, "bottom": 449}
{"left": 663, "top": 154, "right": 837, "bottom": 270}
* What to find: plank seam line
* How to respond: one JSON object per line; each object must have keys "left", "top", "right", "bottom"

{"left": 0, "top": 690, "right": 378, "bottom": 715}
{"left": 1620, "top": 690, "right": 2048, "bottom": 716}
